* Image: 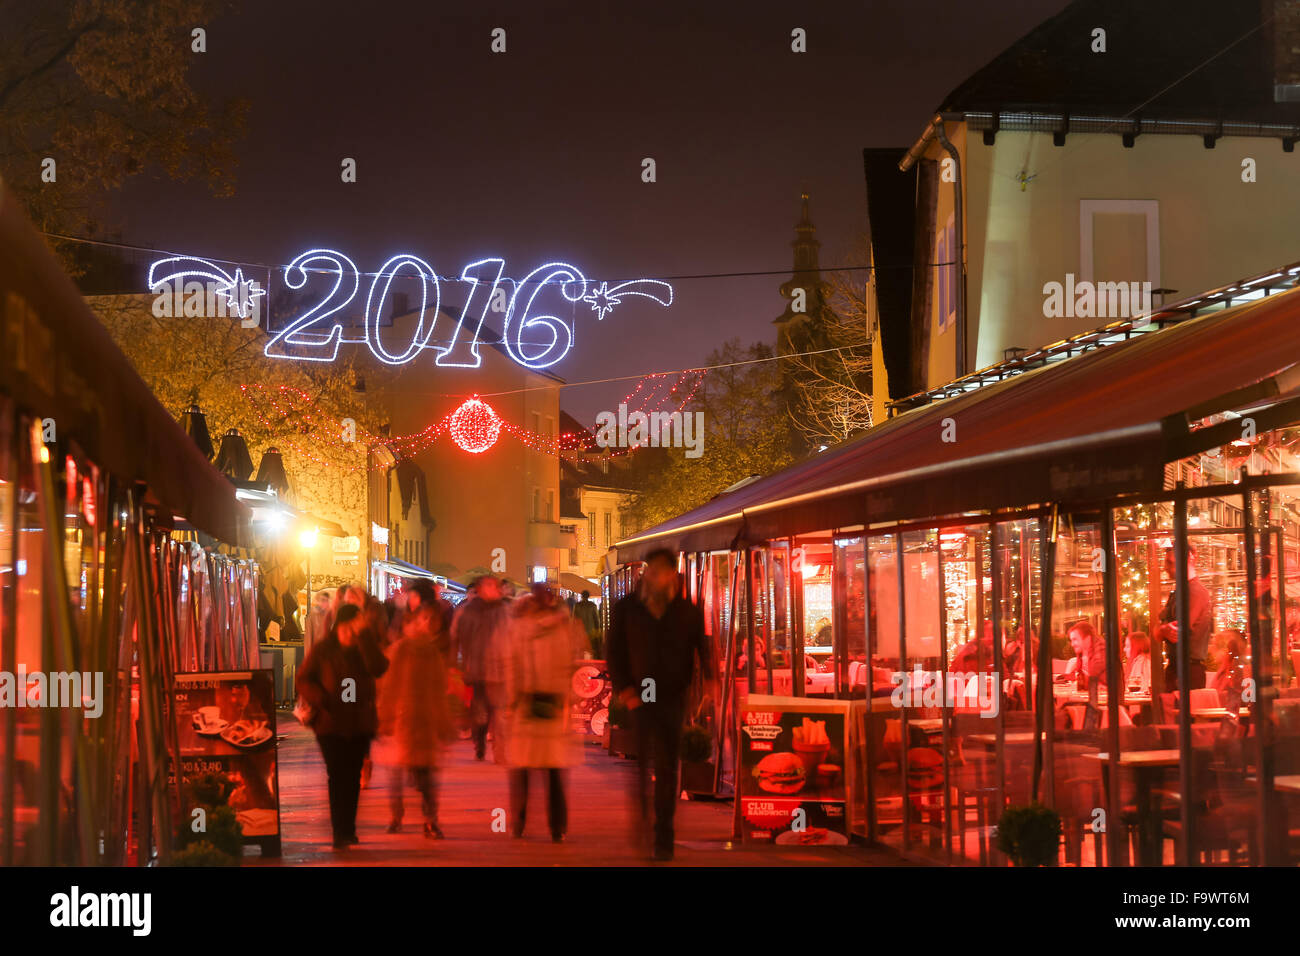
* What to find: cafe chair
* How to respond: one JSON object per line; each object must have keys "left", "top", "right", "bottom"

{"left": 1158, "top": 691, "right": 1180, "bottom": 723}
{"left": 948, "top": 749, "right": 997, "bottom": 864}
{"left": 905, "top": 747, "right": 945, "bottom": 849}
{"left": 1059, "top": 775, "right": 1106, "bottom": 866}
{"left": 1189, "top": 687, "right": 1221, "bottom": 714}
{"left": 1158, "top": 749, "right": 1254, "bottom": 864}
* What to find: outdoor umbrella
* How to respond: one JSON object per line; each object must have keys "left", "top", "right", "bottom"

{"left": 214, "top": 428, "right": 254, "bottom": 480}
{"left": 255, "top": 447, "right": 291, "bottom": 498}
{"left": 182, "top": 404, "right": 215, "bottom": 459}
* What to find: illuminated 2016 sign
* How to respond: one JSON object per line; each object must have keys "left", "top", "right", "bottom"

{"left": 147, "top": 251, "right": 673, "bottom": 371}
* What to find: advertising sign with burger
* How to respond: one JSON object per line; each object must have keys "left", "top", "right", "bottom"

{"left": 737, "top": 700, "right": 850, "bottom": 845}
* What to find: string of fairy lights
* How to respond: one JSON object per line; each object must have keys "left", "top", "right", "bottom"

{"left": 238, "top": 368, "right": 707, "bottom": 473}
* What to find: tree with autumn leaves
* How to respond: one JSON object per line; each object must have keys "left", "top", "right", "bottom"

{"left": 92, "top": 294, "right": 384, "bottom": 549}
{"left": 621, "top": 339, "right": 795, "bottom": 533}
{"left": 0, "top": 0, "right": 248, "bottom": 261}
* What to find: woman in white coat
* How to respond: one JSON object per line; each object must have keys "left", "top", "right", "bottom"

{"left": 502, "top": 584, "right": 584, "bottom": 842}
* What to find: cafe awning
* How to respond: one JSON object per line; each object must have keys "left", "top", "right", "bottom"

{"left": 0, "top": 185, "right": 251, "bottom": 546}
{"left": 617, "top": 276, "right": 1300, "bottom": 562}
{"left": 558, "top": 572, "right": 599, "bottom": 594}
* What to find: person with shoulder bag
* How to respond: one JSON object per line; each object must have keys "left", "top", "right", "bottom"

{"left": 502, "top": 584, "right": 583, "bottom": 842}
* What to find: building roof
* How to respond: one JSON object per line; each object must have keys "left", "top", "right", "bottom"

{"left": 862, "top": 148, "right": 919, "bottom": 401}
{"left": 394, "top": 458, "right": 433, "bottom": 527}
{"left": 616, "top": 269, "right": 1300, "bottom": 560}
{"left": 561, "top": 454, "right": 638, "bottom": 493}
{"left": 559, "top": 410, "right": 598, "bottom": 450}
{"left": 938, "top": 0, "right": 1300, "bottom": 125}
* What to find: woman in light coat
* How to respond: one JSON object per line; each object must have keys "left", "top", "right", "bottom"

{"left": 502, "top": 584, "right": 584, "bottom": 842}
{"left": 376, "top": 601, "right": 452, "bottom": 838}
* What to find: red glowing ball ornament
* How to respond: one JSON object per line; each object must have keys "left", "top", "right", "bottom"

{"left": 449, "top": 396, "right": 501, "bottom": 453}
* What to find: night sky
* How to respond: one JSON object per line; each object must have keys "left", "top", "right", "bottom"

{"left": 110, "top": 0, "right": 1070, "bottom": 423}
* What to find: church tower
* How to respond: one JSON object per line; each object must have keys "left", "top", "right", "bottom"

{"left": 773, "top": 192, "right": 832, "bottom": 355}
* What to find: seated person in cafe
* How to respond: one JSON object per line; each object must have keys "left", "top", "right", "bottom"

{"left": 1002, "top": 627, "right": 1039, "bottom": 674}
{"left": 1124, "top": 631, "right": 1152, "bottom": 695}
{"left": 1064, "top": 621, "right": 1106, "bottom": 689}
{"left": 952, "top": 621, "right": 995, "bottom": 674}
{"left": 735, "top": 637, "right": 767, "bottom": 673}
{"left": 1211, "top": 629, "right": 1247, "bottom": 703}
{"left": 1002, "top": 628, "right": 1037, "bottom": 709}
{"left": 1157, "top": 546, "right": 1212, "bottom": 692}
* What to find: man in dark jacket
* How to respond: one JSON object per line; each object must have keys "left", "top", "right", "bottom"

{"left": 450, "top": 576, "right": 510, "bottom": 760}
{"left": 574, "top": 590, "right": 601, "bottom": 656}
{"left": 297, "top": 603, "right": 389, "bottom": 848}
{"left": 607, "top": 548, "right": 714, "bottom": 861}
{"left": 1158, "top": 546, "right": 1213, "bottom": 693}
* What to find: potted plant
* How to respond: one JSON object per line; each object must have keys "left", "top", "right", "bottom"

{"left": 175, "top": 771, "right": 243, "bottom": 865}
{"left": 168, "top": 840, "right": 240, "bottom": 867}
{"left": 678, "top": 722, "right": 715, "bottom": 794}
{"left": 995, "top": 803, "right": 1061, "bottom": 867}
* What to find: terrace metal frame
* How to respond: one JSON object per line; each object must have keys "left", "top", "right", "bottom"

{"left": 887, "top": 261, "right": 1300, "bottom": 415}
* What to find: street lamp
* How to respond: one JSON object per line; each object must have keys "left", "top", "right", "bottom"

{"left": 300, "top": 527, "right": 319, "bottom": 632}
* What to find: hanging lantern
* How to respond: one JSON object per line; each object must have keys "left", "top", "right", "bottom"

{"left": 449, "top": 397, "right": 501, "bottom": 454}
{"left": 215, "top": 428, "right": 255, "bottom": 480}
{"left": 255, "top": 447, "right": 291, "bottom": 497}
{"left": 183, "top": 404, "right": 215, "bottom": 459}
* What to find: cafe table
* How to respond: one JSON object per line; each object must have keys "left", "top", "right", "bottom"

{"left": 1189, "top": 705, "right": 1248, "bottom": 720}
{"left": 967, "top": 731, "right": 1044, "bottom": 747}
{"left": 1275, "top": 775, "right": 1300, "bottom": 795}
{"left": 1083, "top": 750, "right": 1180, "bottom": 865}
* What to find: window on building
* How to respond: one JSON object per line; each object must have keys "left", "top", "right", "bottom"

{"left": 546, "top": 415, "right": 555, "bottom": 438}
{"left": 569, "top": 548, "right": 579, "bottom": 566}
{"left": 936, "top": 212, "right": 956, "bottom": 333}
{"left": 546, "top": 489, "right": 555, "bottom": 522}
{"left": 604, "top": 511, "right": 612, "bottom": 548}
{"left": 587, "top": 512, "right": 595, "bottom": 545}
{"left": 533, "top": 488, "right": 541, "bottom": 521}
{"left": 1079, "top": 199, "right": 1160, "bottom": 314}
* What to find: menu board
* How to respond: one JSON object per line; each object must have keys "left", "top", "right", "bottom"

{"left": 570, "top": 660, "right": 612, "bottom": 735}
{"left": 172, "top": 671, "right": 281, "bottom": 851}
{"left": 737, "top": 694, "right": 851, "bottom": 846}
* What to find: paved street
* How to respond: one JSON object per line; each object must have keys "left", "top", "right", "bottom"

{"left": 250, "top": 719, "right": 903, "bottom": 867}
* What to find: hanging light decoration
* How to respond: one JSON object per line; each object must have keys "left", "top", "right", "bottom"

{"left": 449, "top": 396, "right": 502, "bottom": 454}
{"left": 239, "top": 368, "right": 706, "bottom": 466}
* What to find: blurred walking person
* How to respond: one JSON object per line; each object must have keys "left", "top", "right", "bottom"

{"left": 376, "top": 596, "right": 451, "bottom": 838}
{"left": 502, "top": 584, "right": 583, "bottom": 841}
{"left": 451, "top": 576, "right": 510, "bottom": 761}
{"left": 304, "top": 590, "right": 331, "bottom": 655}
{"left": 296, "top": 603, "right": 389, "bottom": 849}
{"left": 608, "top": 549, "right": 714, "bottom": 861}
{"left": 574, "top": 590, "right": 602, "bottom": 658}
